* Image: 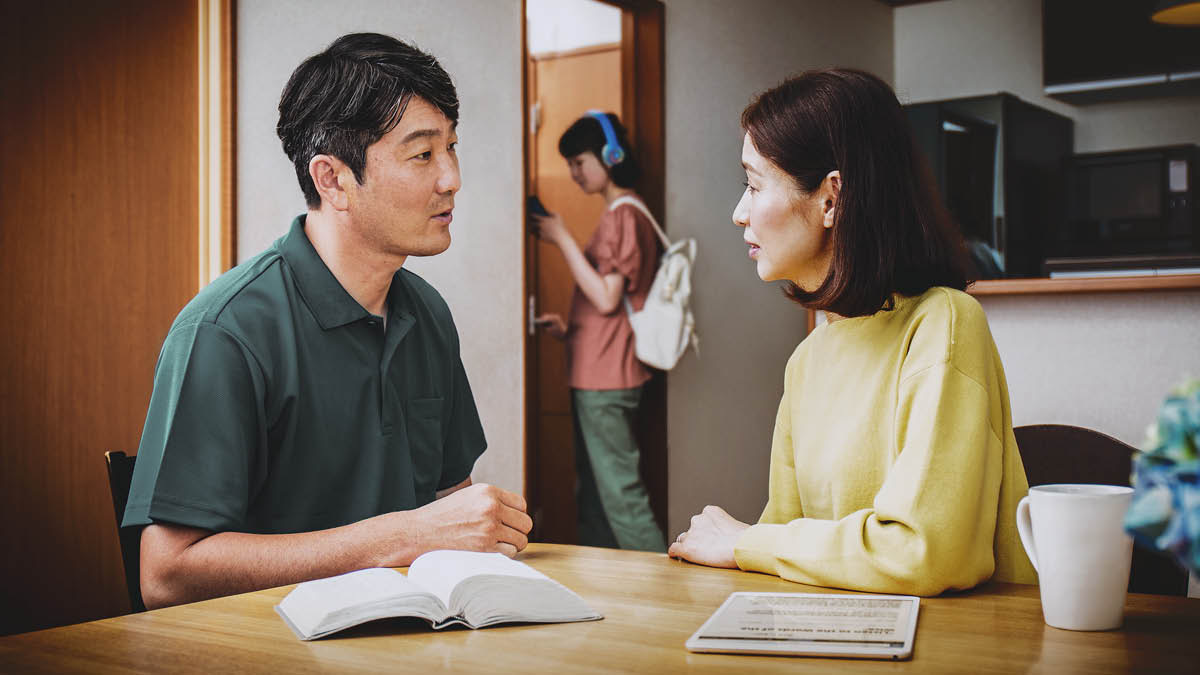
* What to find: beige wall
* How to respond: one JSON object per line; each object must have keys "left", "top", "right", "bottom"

{"left": 894, "top": 0, "right": 1200, "bottom": 445}
{"left": 235, "top": 0, "right": 1199, "bottom": 554}
{"left": 661, "top": 0, "right": 894, "bottom": 536}
{"left": 236, "top": 0, "right": 898, "bottom": 537}
{"left": 1075, "top": 96, "right": 1200, "bottom": 153}
{"left": 893, "top": 0, "right": 1072, "bottom": 115}
{"left": 236, "top": 0, "right": 524, "bottom": 494}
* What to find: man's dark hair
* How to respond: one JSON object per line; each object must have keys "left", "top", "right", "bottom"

{"left": 277, "top": 33, "right": 459, "bottom": 208}
{"left": 742, "top": 68, "right": 971, "bottom": 317}
{"left": 558, "top": 112, "right": 641, "bottom": 189}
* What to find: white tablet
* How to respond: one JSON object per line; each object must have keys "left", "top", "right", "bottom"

{"left": 685, "top": 592, "right": 920, "bottom": 660}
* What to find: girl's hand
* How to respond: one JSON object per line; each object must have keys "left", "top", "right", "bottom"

{"left": 534, "top": 313, "right": 567, "bottom": 339}
{"left": 668, "top": 505, "right": 749, "bottom": 569}
{"left": 530, "top": 212, "right": 569, "bottom": 247}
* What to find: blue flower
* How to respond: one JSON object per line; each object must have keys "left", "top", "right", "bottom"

{"left": 1125, "top": 379, "right": 1200, "bottom": 575}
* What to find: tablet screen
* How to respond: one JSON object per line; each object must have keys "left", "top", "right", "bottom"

{"left": 686, "top": 592, "right": 919, "bottom": 659}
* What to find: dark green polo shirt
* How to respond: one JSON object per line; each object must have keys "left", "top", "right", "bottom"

{"left": 122, "top": 216, "right": 486, "bottom": 534}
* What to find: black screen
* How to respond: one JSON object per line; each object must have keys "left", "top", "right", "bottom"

{"left": 1086, "top": 161, "right": 1162, "bottom": 220}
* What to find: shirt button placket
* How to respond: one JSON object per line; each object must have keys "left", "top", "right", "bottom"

{"left": 368, "top": 319, "right": 393, "bottom": 436}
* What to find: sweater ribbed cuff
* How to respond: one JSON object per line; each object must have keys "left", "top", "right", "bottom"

{"left": 734, "top": 523, "right": 787, "bottom": 575}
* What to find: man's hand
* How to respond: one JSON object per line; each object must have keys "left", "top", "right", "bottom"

{"left": 381, "top": 482, "right": 533, "bottom": 565}
{"left": 667, "top": 505, "right": 749, "bottom": 569}
{"left": 139, "top": 482, "right": 534, "bottom": 609}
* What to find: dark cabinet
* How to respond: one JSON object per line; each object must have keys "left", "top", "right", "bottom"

{"left": 906, "top": 93, "right": 1074, "bottom": 279}
{"left": 1043, "top": 0, "right": 1200, "bottom": 102}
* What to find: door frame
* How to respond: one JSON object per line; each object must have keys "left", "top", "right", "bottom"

{"left": 198, "top": 0, "right": 237, "bottom": 285}
{"left": 521, "top": 0, "right": 667, "bottom": 539}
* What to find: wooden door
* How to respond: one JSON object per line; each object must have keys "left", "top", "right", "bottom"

{"left": 524, "top": 0, "right": 666, "bottom": 544}
{"left": 526, "top": 44, "right": 624, "bottom": 542}
{"left": 0, "top": 0, "right": 232, "bottom": 634}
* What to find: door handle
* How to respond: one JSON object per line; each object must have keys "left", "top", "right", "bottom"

{"left": 528, "top": 294, "right": 536, "bottom": 337}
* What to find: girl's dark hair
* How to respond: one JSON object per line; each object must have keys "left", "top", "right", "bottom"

{"left": 741, "top": 68, "right": 970, "bottom": 317}
{"left": 558, "top": 113, "right": 641, "bottom": 188}
{"left": 277, "top": 33, "right": 459, "bottom": 208}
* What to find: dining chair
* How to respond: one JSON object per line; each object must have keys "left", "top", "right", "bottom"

{"left": 104, "top": 451, "right": 146, "bottom": 613}
{"left": 1013, "top": 424, "right": 1189, "bottom": 596}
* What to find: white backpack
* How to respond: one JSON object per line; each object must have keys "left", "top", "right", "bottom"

{"left": 610, "top": 196, "right": 699, "bottom": 370}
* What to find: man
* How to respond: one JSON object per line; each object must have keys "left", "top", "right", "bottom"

{"left": 122, "top": 33, "right": 531, "bottom": 610}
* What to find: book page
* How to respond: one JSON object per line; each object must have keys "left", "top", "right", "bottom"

{"left": 697, "top": 594, "right": 915, "bottom": 646}
{"left": 407, "top": 550, "right": 548, "bottom": 609}
{"left": 277, "top": 568, "right": 440, "bottom": 639}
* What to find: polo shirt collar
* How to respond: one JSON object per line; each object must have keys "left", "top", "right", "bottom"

{"left": 277, "top": 215, "right": 376, "bottom": 330}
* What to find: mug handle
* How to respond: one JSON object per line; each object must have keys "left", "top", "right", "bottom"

{"left": 1015, "top": 495, "right": 1039, "bottom": 574}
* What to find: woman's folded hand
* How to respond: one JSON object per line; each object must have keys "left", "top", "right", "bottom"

{"left": 668, "top": 505, "right": 749, "bottom": 569}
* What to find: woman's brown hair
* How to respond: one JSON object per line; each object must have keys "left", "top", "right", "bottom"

{"left": 741, "top": 69, "right": 970, "bottom": 317}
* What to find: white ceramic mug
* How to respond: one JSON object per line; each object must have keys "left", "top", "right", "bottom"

{"left": 1015, "top": 484, "right": 1134, "bottom": 631}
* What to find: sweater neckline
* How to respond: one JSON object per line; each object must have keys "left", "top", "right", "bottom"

{"left": 819, "top": 292, "right": 921, "bottom": 332}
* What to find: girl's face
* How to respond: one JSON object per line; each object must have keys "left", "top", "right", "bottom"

{"left": 566, "top": 151, "right": 611, "bottom": 194}
{"left": 732, "top": 133, "right": 837, "bottom": 288}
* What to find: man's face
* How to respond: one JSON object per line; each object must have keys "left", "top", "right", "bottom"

{"left": 345, "top": 96, "right": 461, "bottom": 259}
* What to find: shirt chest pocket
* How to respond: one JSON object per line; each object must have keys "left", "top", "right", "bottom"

{"left": 405, "top": 397, "right": 444, "bottom": 505}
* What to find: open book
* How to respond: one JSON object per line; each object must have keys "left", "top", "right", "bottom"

{"left": 275, "top": 550, "right": 602, "bottom": 640}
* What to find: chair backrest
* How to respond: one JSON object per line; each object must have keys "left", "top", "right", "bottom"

{"left": 1013, "top": 424, "right": 1188, "bottom": 596}
{"left": 104, "top": 451, "right": 146, "bottom": 612}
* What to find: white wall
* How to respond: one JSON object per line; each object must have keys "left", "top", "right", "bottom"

{"left": 894, "top": 0, "right": 1200, "bottom": 446}
{"left": 983, "top": 291, "right": 1200, "bottom": 444}
{"left": 237, "top": 0, "right": 524, "bottom": 494}
{"left": 662, "top": 0, "right": 894, "bottom": 537}
{"left": 527, "top": 0, "right": 620, "bottom": 56}
{"left": 894, "top": 0, "right": 1200, "bottom": 151}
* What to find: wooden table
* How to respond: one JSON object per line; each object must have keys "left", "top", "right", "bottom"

{"left": 2, "top": 544, "right": 1198, "bottom": 673}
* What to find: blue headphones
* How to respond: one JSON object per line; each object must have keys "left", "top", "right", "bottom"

{"left": 586, "top": 110, "right": 626, "bottom": 167}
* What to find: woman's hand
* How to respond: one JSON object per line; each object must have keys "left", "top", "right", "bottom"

{"left": 530, "top": 212, "right": 569, "bottom": 248}
{"left": 668, "top": 505, "right": 749, "bottom": 569}
{"left": 534, "top": 313, "right": 567, "bottom": 339}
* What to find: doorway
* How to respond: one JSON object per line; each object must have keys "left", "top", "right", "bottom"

{"left": 522, "top": 0, "right": 667, "bottom": 544}
{"left": 0, "top": 0, "right": 234, "bottom": 634}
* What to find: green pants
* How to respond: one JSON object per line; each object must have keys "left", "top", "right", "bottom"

{"left": 572, "top": 386, "right": 666, "bottom": 552}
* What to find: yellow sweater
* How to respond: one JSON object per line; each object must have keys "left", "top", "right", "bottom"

{"left": 734, "top": 287, "right": 1036, "bottom": 595}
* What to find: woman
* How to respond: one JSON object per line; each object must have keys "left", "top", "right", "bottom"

{"left": 531, "top": 112, "right": 666, "bottom": 552}
{"left": 668, "top": 70, "right": 1036, "bottom": 595}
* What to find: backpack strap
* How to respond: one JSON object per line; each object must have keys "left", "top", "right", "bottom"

{"left": 609, "top": 195, "right": 671, "bottom": 249}
{"left": 611, "top": 195, "right": 668, "bottom": 323}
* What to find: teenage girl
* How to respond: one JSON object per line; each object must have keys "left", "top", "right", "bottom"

{"left": 531, "top": 112, "right": 665, "bottom": 552}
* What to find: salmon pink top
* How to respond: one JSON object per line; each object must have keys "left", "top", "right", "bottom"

{"left": 566, "top": 201, "right": 661, "bottom": 390}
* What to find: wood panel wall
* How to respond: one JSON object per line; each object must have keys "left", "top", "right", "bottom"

{"left": 0, "top": 0, "right": 205, "bottom": 635}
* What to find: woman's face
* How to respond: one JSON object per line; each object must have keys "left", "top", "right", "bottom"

{"left": 732, "top": 133, "right": 835, "bottom": 288}
{"left": 566, "top": 151, "right": 610, "bottom": 194}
